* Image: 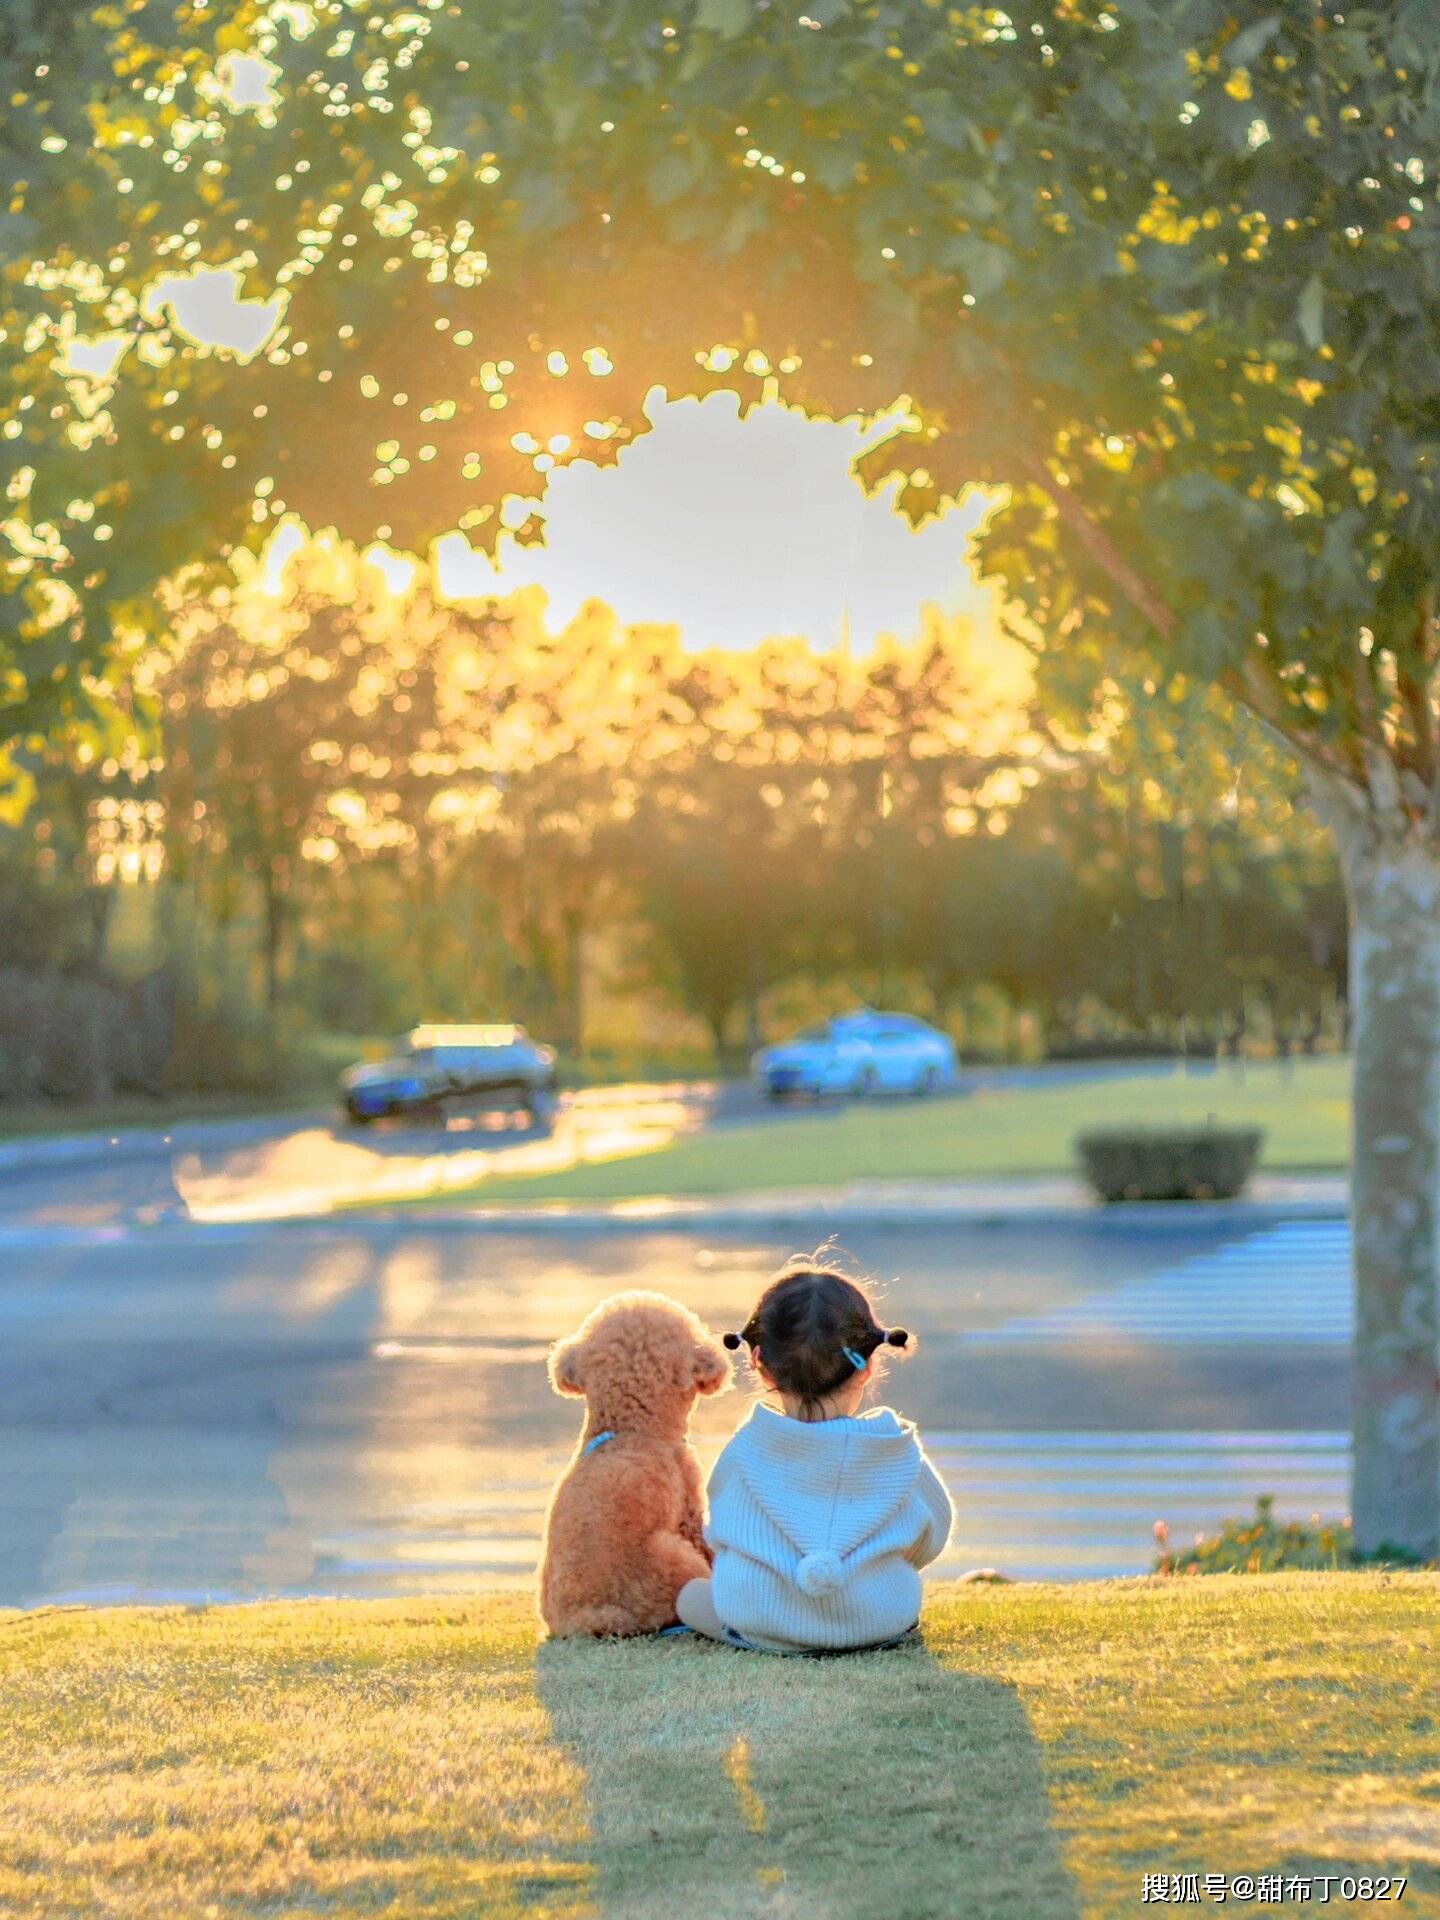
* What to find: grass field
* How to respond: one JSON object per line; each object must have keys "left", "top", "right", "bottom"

{"left": 423, "top": 1057, "right": 1351, "bottom": 1206}
{"left": 3, "top": 1576, "right": 1434, "bottom": 1920}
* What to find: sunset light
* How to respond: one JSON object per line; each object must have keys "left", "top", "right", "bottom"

{"left": 3, "top": 8, "right": 1436, "bottom": 1907}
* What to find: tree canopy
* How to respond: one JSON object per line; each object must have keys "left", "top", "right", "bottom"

{"left": 7, "top": 0, "right": 1440, "bottom": 838}
{"left": 2, "top": 552, "right": 1340, "bottom": 1098}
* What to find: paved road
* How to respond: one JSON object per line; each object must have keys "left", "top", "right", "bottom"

{"left": 0, "top": 1080, "right": 788, "bottom": 1226}
{"left": 0, "top": 1206, "right": 1350, "bottom": 1606}
{"left": 0, "top": 1056, "right": 1262, "bottom": 1225}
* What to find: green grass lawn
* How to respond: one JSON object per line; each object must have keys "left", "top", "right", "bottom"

{"left": 3, "top": 1577, "right": 1434, "bottom": 1920}
{"left": 422, "top": 1057, "right": 1351, "bottom": 1206}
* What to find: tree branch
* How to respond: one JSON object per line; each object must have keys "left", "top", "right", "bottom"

{"left": 1011, "top": 438, "right": 1381, "bottom": 830}
{"left": 1346, "top": 638, "right": 1412, "bottom": 826}
{"left": 1013, "top": 451, "right": 1177, "bottom": 644}
{"left": 1398, "top": 647, "right": 1435, "bottom": 790}
{"left": 1219, "top": 651, "right": 1370, "bottom": 812}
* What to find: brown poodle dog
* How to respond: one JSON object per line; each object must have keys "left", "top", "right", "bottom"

{"left": 539, "top": 1290, "right": 731, "bottom": 1637}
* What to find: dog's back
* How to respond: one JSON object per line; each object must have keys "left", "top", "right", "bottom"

{"left": 539, "top": 1434, "right": 706, "bottom": 1637}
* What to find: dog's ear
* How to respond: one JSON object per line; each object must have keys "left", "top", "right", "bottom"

{"left": 692, "top": 1340, "right": 732, "bottom": 1396}
{"left": 549, "top": 1336, "right": 585, "bottom": 1396}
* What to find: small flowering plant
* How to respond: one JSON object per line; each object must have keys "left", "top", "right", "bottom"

{"left": 1152, "top": 1496, "right": 1366, "bottom": 1575}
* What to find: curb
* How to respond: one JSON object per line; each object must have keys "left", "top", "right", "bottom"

{"left": 0, "top": 1111, "right": 332, "bottom": 1177}
{"left": 0, "top": 1192, "right": 1350, "bottom": 1247}
{"left": 326, "top": 1191, "right": 1351, "bottom": 1236}
{"left": 0, "top": 1130, "right": 182, "bottom": 1175}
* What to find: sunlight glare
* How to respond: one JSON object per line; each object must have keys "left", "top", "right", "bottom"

{"left": 363, "top": 544, "right": 419, "bottom": 594}
{"left": 441, "top": 391, "right": 1005, "bottom": 654}
{"left": 143, "top": 266, "right": 287, "bottom": 361}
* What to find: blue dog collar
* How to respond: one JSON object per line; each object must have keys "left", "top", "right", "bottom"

{"left": 582, "top": 1429, "right": 616, "bottom": 1456}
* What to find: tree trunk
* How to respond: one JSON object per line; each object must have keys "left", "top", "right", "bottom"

{"left": 703, "top": 1001, "right": 732, "bottom": 1063}
{"left": 1344, "top": 837, "right": 1440, "bottom": 1560}
{"left": 262, "top": 870, "right": 289, "bottom": 1037}
{"left": 565, "top": 912, "right": 585, "bottom": 1059}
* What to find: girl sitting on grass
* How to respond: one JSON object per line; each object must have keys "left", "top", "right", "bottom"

{"left": 677, "top": 1255, "right": 953, "bottom": 1653}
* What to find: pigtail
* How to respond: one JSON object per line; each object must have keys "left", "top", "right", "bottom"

{"left": 734, "top": 1259, "right": 914, "bottom": 1416}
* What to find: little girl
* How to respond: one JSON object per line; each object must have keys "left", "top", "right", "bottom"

{"left": 677, "top": 1255, "right": 954, "bottom": 1652}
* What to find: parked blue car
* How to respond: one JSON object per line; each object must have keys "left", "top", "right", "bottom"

{"left": 752, "top": 1009, "right": 957, "bottom": 1101}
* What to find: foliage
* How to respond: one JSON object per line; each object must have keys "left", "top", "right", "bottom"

{"left": 1154, "top": 1496, "right": 1355, "bottom": 1575}
{"left": 0, "top": 549, "right": 1351, "bottom": 1090}
{"left": 1, "top": 559, "right": 1347, "bottom": 1089}
{"left": 154, "top": 540, "right": 456, "bottom": 1008}
{"left": 7, "top": 2, "right": 1440, "bottom": 842}
{"left": 1155, "top": 1496, "right": 1433, "bottom": 1573}
{"left": 0, "top": 964, "right": 173, "bottom": 1102}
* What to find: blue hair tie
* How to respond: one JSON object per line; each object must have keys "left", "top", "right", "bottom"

{"left": 842, "top": 1346, "right": 866, "bottom": 1371}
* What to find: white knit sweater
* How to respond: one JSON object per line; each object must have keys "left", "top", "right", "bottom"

{"left": 704, "top": 1403, "right": 954, "bottom": 1651}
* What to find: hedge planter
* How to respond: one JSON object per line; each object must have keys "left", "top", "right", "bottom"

{"left": 1075, "top": 1126, "right": 1264, "bottom": 1203}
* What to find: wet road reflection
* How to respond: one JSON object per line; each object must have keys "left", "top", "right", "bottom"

{"left": 0, "top": 1081, "right": 760, "bottom": 1228}
{"left": 0, "top": 1215, "right": 1349, "bottom": 1605}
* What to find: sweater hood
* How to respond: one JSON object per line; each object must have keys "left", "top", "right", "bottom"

{"left": 724, "top": 1402, "right": 924, "bottom": 1577}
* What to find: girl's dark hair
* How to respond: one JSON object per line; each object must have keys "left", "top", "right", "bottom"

{"left": 722, "top": 1255, "right": 910, "bottom": 1419}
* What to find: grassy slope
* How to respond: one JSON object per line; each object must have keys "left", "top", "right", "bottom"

{"left": 4, "top": 1576, "right": 1435, "bottom": 1920}
{"left": 424, "top": 1058, "right": 1350, "bottom": 1206}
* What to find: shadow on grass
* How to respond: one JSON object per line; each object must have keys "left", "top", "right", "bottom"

{"left": 535, "top": 1633, "right": 1080, "bottom": 1920}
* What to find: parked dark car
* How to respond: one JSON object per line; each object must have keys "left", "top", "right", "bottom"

{"left": 339, "top": 1024, "right": 558, "bottom": 1126}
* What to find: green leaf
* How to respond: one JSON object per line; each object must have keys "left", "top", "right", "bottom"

{"left": 542, "top": 64, "right": 586, "bottom": 144}
{"left": 0, "top": 752, "right": 36, "bottom": 826}
{"left": 694, "top": 0, "right": 750, "bottom": 39}
{"left": 941, "top": 235, "right": 1009, "bottom": 299}
{"left": 1089, "top": 74, "right": 1129, "bottom": 121}
{"left": 647, "top": 147, "right": 699, "bottom": 206}
{"left": 0, "top": 210, "right": 38, "bottom": 250}
{"left": 810, "top": 142, "right": 858, "bottom": 191}
{"left": 918, "top": 94, "right": 974, "bottom": 151}
{"left": 1226, "top": 17, "right": 1280, "bottom": 68}
{"left": 1186, "top": 607, "right": 1233, "bottom": 675}
{"left": 1298, "top": 275, "right": 1326, "bottom": 350}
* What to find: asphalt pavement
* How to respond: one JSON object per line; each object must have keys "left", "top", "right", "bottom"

{"left": 0, "top": 1058, "right": 1237, "bottom": 1227}
{"left": 0, "top": 1072, "right": 1353, "bottom": 1604}
{"left": 0, "top": 1198, "right": 1350, "bottom": 1604}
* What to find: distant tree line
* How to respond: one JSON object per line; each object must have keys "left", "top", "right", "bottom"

{"left": 0, "top": 560, "right": 1344, "bottom": 1103}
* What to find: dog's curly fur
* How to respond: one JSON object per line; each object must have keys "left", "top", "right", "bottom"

{"left": 538, "top": 1290, "right": 732, "bottom": 1637}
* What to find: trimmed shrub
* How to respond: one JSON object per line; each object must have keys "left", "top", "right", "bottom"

{"left": 1074, "top": 1125, "right": 1263, "bottom": 1201}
